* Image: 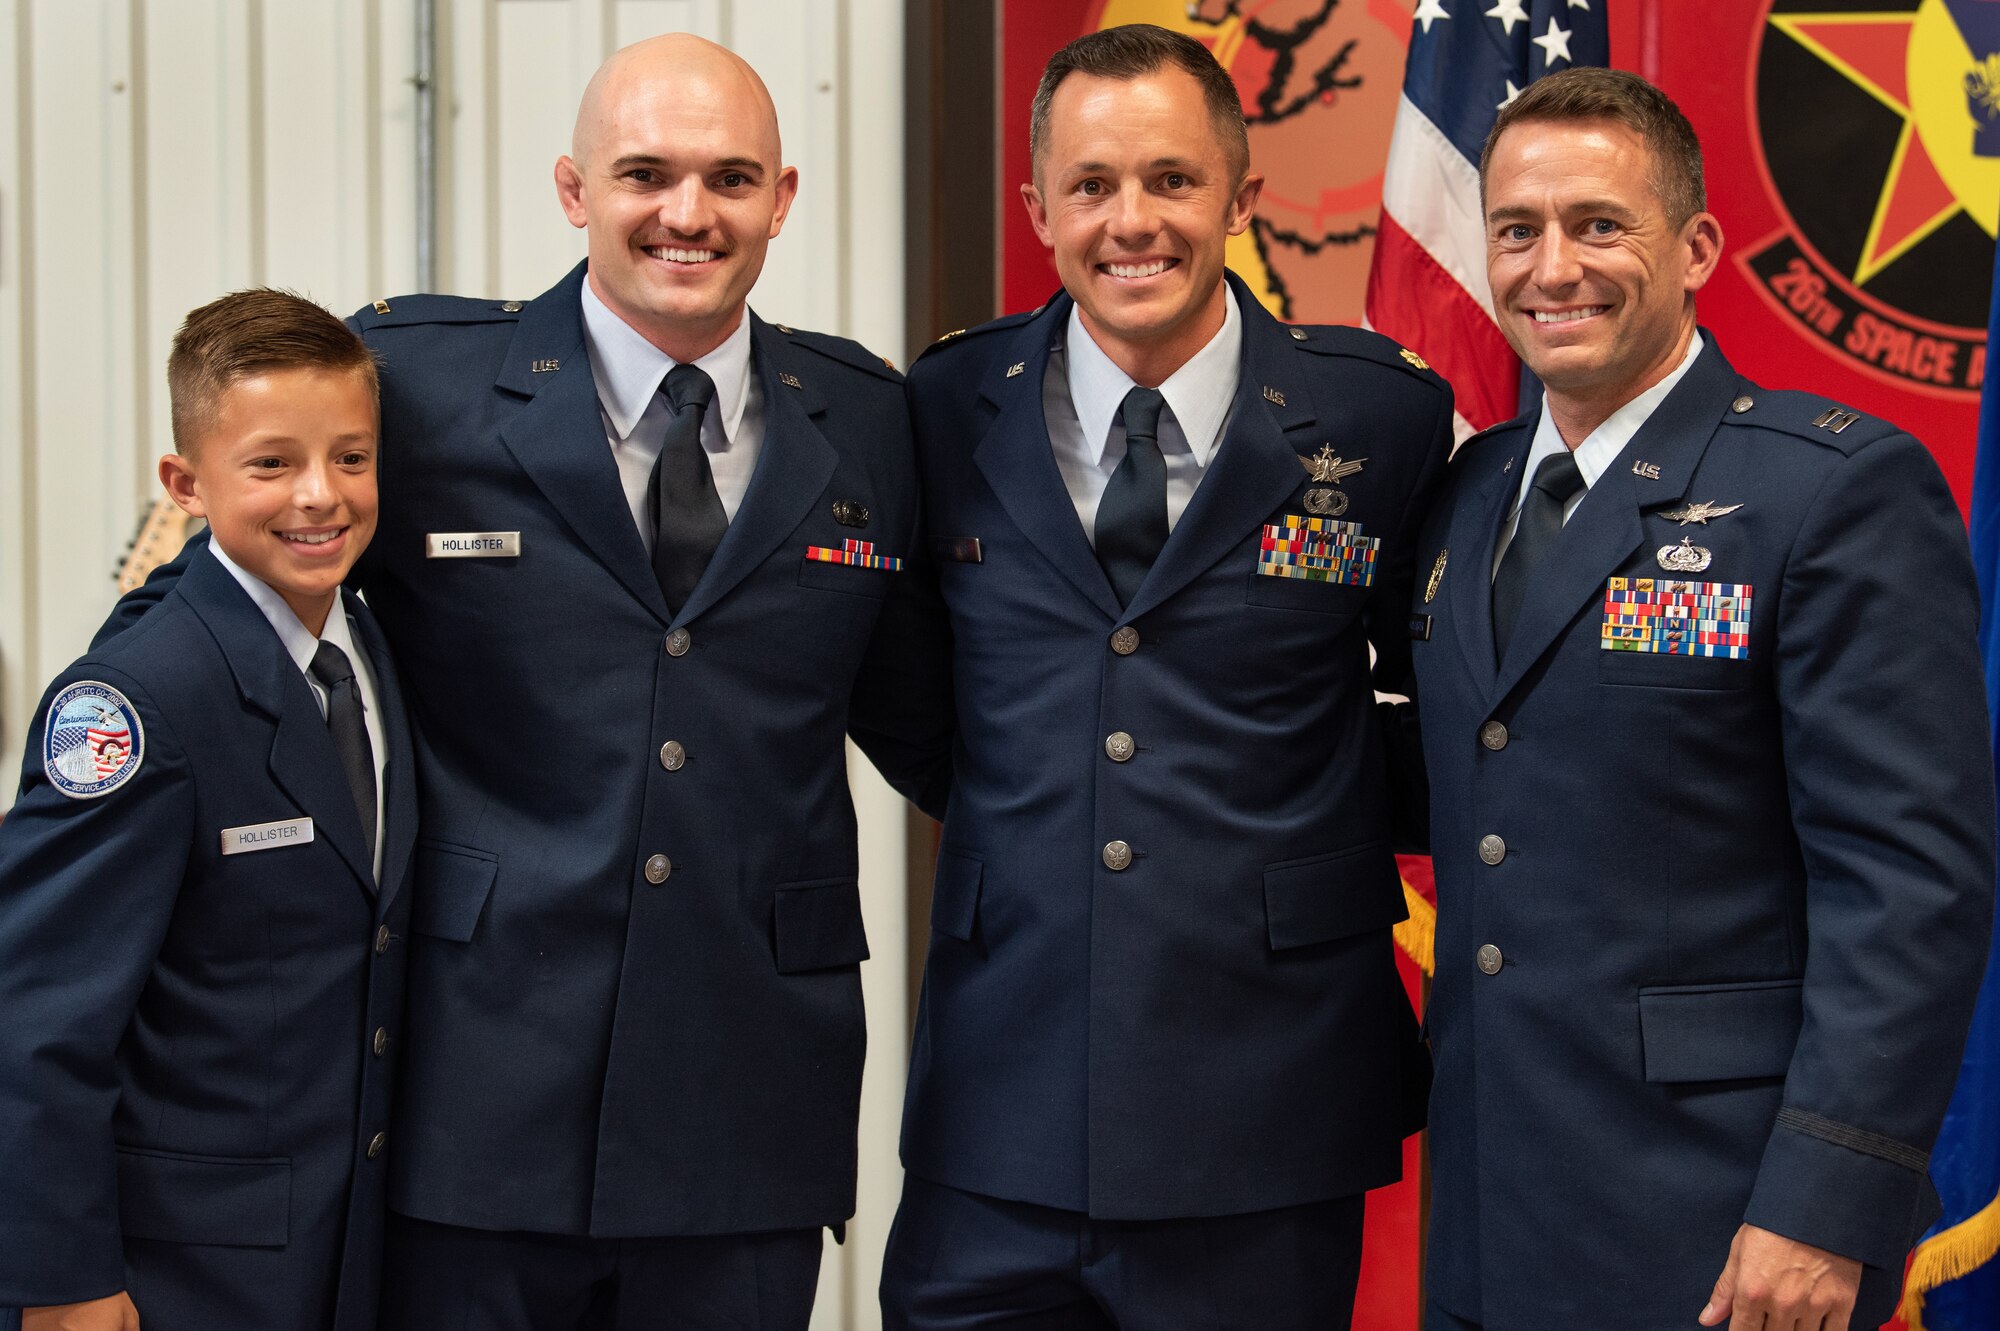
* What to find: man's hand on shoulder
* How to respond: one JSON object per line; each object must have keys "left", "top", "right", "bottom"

{"left": 24, "top": 1293, "right": 141, "bottom": 1331}
{"left": 1699, "top": 1223, "right": 1861, "bottom": 1331}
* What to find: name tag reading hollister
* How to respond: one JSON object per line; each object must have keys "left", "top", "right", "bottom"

{"left": 426, "top": 531, "right": 521, "bottom": 558}
{"left": 221, "top": 817, "right": 314, "bottom": 856}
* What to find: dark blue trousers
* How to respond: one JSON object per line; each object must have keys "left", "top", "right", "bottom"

{"left": 880, "top": 1174, "right": 1364, "bottom": 1330}
{"left": 380, "top": 1211, "right": 822, "bottom": 1331}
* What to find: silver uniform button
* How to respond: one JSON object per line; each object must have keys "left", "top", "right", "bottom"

{"left": 501, "top": 301, "right": 523, "bottom": 312}
{"left": 1478, "top": 834, "right": 1507, "bottom": 865}
{"left": 367, "top": 1130, "right": 388, "bottom": 1159}
{"left": 1110, "top": 626, "right": 1140, "bottom": 656}
{"left": 1105, "top": 732, "right": 1136, "bottom": 762}
{"left": 372, "top": 1027, "right": 389, "bottom": 1057}
{"left": 375, "top": 925, "right": 392, "bottom": 955}
{"left": 1102, "top": 840, "right": 1133, "bottom": 871}
{"left": 644, "top": 854, "right": 672, "bottom": 885}
{"left": 665, "top": 628, "right": 692, "bottom": 657}
{"left": 659, "top": 740, "right": 686, "bottom": 771}
{"left": 1289, "top": 326, "right": 1307, "bottom": 341}
{"left": 1479, "top": 720, "right": 1509, "bottom": 751}
{"left": 1476, "top": 943, "right": 1504, "bottom": 975}
{"left": 1731, "top": 395, "right": 1754, "bottom": 414}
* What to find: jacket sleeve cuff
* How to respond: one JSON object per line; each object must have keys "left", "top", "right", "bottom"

{"left": 1742, "top": 1111, "right": 1942, "bottom": 1270}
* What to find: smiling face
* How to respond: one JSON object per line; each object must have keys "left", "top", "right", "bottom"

{"left": 1022, "top": 66, "right": 1262, "bottom": 386}
{"left": 1483, "top": 117, "right": 1722, "bottom": 436}
{"left": 160, "top": 367, "right": 379, "bottom": 635}
{"left": 556, "top": 35, "right": 797, "bottom": 364}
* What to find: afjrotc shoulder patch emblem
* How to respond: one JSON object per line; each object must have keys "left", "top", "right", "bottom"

{"left": 43, "top": 681, "right": 145, "bottom": 799}
{"left": 1746, "top": 0, "right": 1995, "bottom": 398}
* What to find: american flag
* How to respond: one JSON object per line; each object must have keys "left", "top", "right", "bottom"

{"left": 1365, "top": 0, "right": 1610, "bottom": 439}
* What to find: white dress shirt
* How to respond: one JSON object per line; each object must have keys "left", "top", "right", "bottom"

{"left": 580, "top": 279, "right": 764, "bottom": 547}
{"left": 1492, "top": 332, "right": 1705, "bottom": 578}
{"left": 211, "top": 541, "right": 387, "bottom": 881}
{"left": 1043, "top": 289, "right": 1244, "bottom": 543}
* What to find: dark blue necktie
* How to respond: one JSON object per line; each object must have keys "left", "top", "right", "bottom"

{"left": 1492, "top": 449, "right": 1586, "bottom": 659}
{"left": 309, "top": 638, "right": 376, "bottom": 867}
{"left": 648, "top": 363, "right": 724, "bottom": 615}
{"left": 1095, "top": 387, "right": 1169, "bottom": 607}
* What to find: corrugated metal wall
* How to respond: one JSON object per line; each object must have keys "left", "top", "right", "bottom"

{"left": 0, "top": 3, "right": 908, "bottom": 1325}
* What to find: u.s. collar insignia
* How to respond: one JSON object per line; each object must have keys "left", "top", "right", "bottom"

{"left": 1263, "top": 385, "right": 1287, "bottom": 407}
{"left": 1661, "top": 500, "right": 1744, "bottom": 526}
{"left": 43, "top": 681, "right": 145, "bottom": 799}
{"left": 1632, "top": 460, "right": 1663, "bottom": 480}
{"left": 530, "top": 358, "right": 561, "bottom": 373}
{"left": 1005, "top": 362, "right": 1026, "bottom": 378}
{"left": 779, "top": 371, "right": 804, "bottom": 390}
{"left": 1656, "top": 537, "right": 1713, "bottom": 573}
{"left": 1425, "top": 548, "right": 1449, "bottom": 603}
{"left": 831, "top": 500, "right": 871, "bottom": 528}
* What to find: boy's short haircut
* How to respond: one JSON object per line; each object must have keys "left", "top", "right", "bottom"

{"left": 167, "top": 288, "right": 379, "bottom": 453}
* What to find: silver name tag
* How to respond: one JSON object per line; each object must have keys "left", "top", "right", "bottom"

{"left": 426, "top": 531, "right": 521, "bottom": 558}
{"left": 220, "top": 817, "right": 314, "bottom": 855}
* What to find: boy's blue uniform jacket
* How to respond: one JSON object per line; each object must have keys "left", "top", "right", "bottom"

{"left": 99, "top": 261, "right": 932, "bottom": 1239}
{"left": 0, "top": 547, "right": 416, "bottom": 1331}
{"left": 1409, "top": 336, "right": 1997, "bottom": 1330}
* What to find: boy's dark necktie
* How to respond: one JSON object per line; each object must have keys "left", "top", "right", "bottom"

{"left": 649, "top": 363, "right": 725, "bottom": 615}
{"left": 309, "top": 639, "right": 376, "bottom": 867}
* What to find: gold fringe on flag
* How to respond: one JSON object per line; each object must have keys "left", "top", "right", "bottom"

{"left": 1899, "top": 1188, "right": 2000, "bottom": 1330}
{"left": 1394, "top": 879, "right": 1435, "bottom": 979}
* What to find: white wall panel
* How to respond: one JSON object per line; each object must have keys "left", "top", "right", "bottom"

{"left": 3, "top": 4, "right": 908, "bottom": 1327}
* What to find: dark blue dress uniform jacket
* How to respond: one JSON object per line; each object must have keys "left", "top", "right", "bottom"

{"left": 0, "top": 549, "right": 416, "bottom": 1331}
{"left": 889, "top": 272, "right": 1452, "bottom": 1219}
{"left": 104, "top": 262, "right": 926, "bottom": 1239}
{"left": 1409, "top": 336, "right": 1996, "bottom": 1330}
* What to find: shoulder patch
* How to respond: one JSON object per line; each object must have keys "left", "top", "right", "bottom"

{"left": 44, "top": 681, "right": 144, "bottom": 799}
{"left": 1291, "top": 325, "right": 1449, "bottom": 392}
{"left": 912, "top": 307, "right": 1045, "bottom": 366}
{"left": 1720, "top": 387, "right": 1897, "bottom": 455}
{"left": 780, "top": 326, "right": 904, "bottom": 383}
{"left": 352, "top": 293, "right": 525, "bottom": 331}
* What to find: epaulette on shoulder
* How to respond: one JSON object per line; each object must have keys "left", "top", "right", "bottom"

{"left": 1288, "top": 324, "right": 1449, "bottom": 392}
{"left": 1720, "top": 387, "right": 1898, "bottom": 456}
{"left": 912, "top": 307, "right": 1044, "bottom": 366}
{"left": 769, "top": 323, "right": 903, "bottom": 382}
{"left": 352, "top": 294, "right": 527, "bottom": 330}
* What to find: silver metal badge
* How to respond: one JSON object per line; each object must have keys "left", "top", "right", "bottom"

{"left": 221, "top": 817, "right": 315, "bottom": 856}
{"left": 426, "top": 532, "right": 522, "bottom": 558}
{"left": 1657, "top": 538, "right": 1713, "bottom": 573}
{"left": 1300, "top": 445, "right": 1365, "bottom": 484}
{"left": 1303, "top": 488, "right": 1350, "bottom": 516}
{"left": 1662, "top": 500, "right": 1744, "bottom": 526}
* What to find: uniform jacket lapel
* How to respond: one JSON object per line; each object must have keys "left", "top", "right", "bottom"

{"left": 673, "top": 314, "right": 839, "bottom": 625}
{"left": 1449, "top": 421, "right": 1537, "bottom": 690}
{"left": 1488, "top": 336, "right": 1742, "bottom": 705}
{"left": 179, "top": 552, "right": 379, "bottom": 899}
{"left": 1124, "top": 276, "right": 1316, "bottom": 623}
{"left": 971, "top": 302, "right": 1124, "bottom": 622}
{"left": 494, "top": 262, "right": 669, "bottom": 625}
{"left": 350, "top": 595, "right": 415, "bottom": 915}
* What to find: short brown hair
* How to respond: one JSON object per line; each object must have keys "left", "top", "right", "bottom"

{"left": 1481, "top": 67, "right": 1706, "bottom": 227}
{"left": 1029, "top": 24, "right": 1250, "bottom": 185}
{"left": 167, "top": 288, "right": 378, "bottom": 452}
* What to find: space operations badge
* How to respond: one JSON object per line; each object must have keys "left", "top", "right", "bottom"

{"left": 1257, "top": 515, "right": 1380, "bottom": 587}
{"left": 1602, "top": 578, "right": 1753, "bottom": 659}
{"left": 44, "top": 680, "right": 145, "bottom": 799}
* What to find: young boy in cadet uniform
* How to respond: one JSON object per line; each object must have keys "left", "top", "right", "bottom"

{"left": 0, "top": 289, "right": 417, "bottom": 1331}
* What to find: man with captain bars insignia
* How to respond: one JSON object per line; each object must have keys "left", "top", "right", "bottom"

{"left": 1409, "top": 67, "right": 1996, "bottom": 1331}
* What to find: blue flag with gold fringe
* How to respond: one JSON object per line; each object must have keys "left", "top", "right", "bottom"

{"left": 1909, "top": 234, "right": 2000, "bottom": 1331}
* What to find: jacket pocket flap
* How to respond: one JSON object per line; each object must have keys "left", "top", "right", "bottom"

{"left": 412, "top": 842, "right": 497, "bottom": 942}
{"left": 929, "top": 848, "right": 983, "bottom": 942}
{"left": 1264, "top": 842, "right": 1405, "bottom": 950}
{"left": 1639, "top": 979, "right": 1802, "bottom": 1083}
{"left": 774, "top": 876, "right": 870, "bottom": 973}
{"left": 116, "top": 1148, "right": 290, "bottom": 1247}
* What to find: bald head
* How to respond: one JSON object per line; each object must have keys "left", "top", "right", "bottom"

{"left": 571, "top": 33, "right": 782, "bottom": 173}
